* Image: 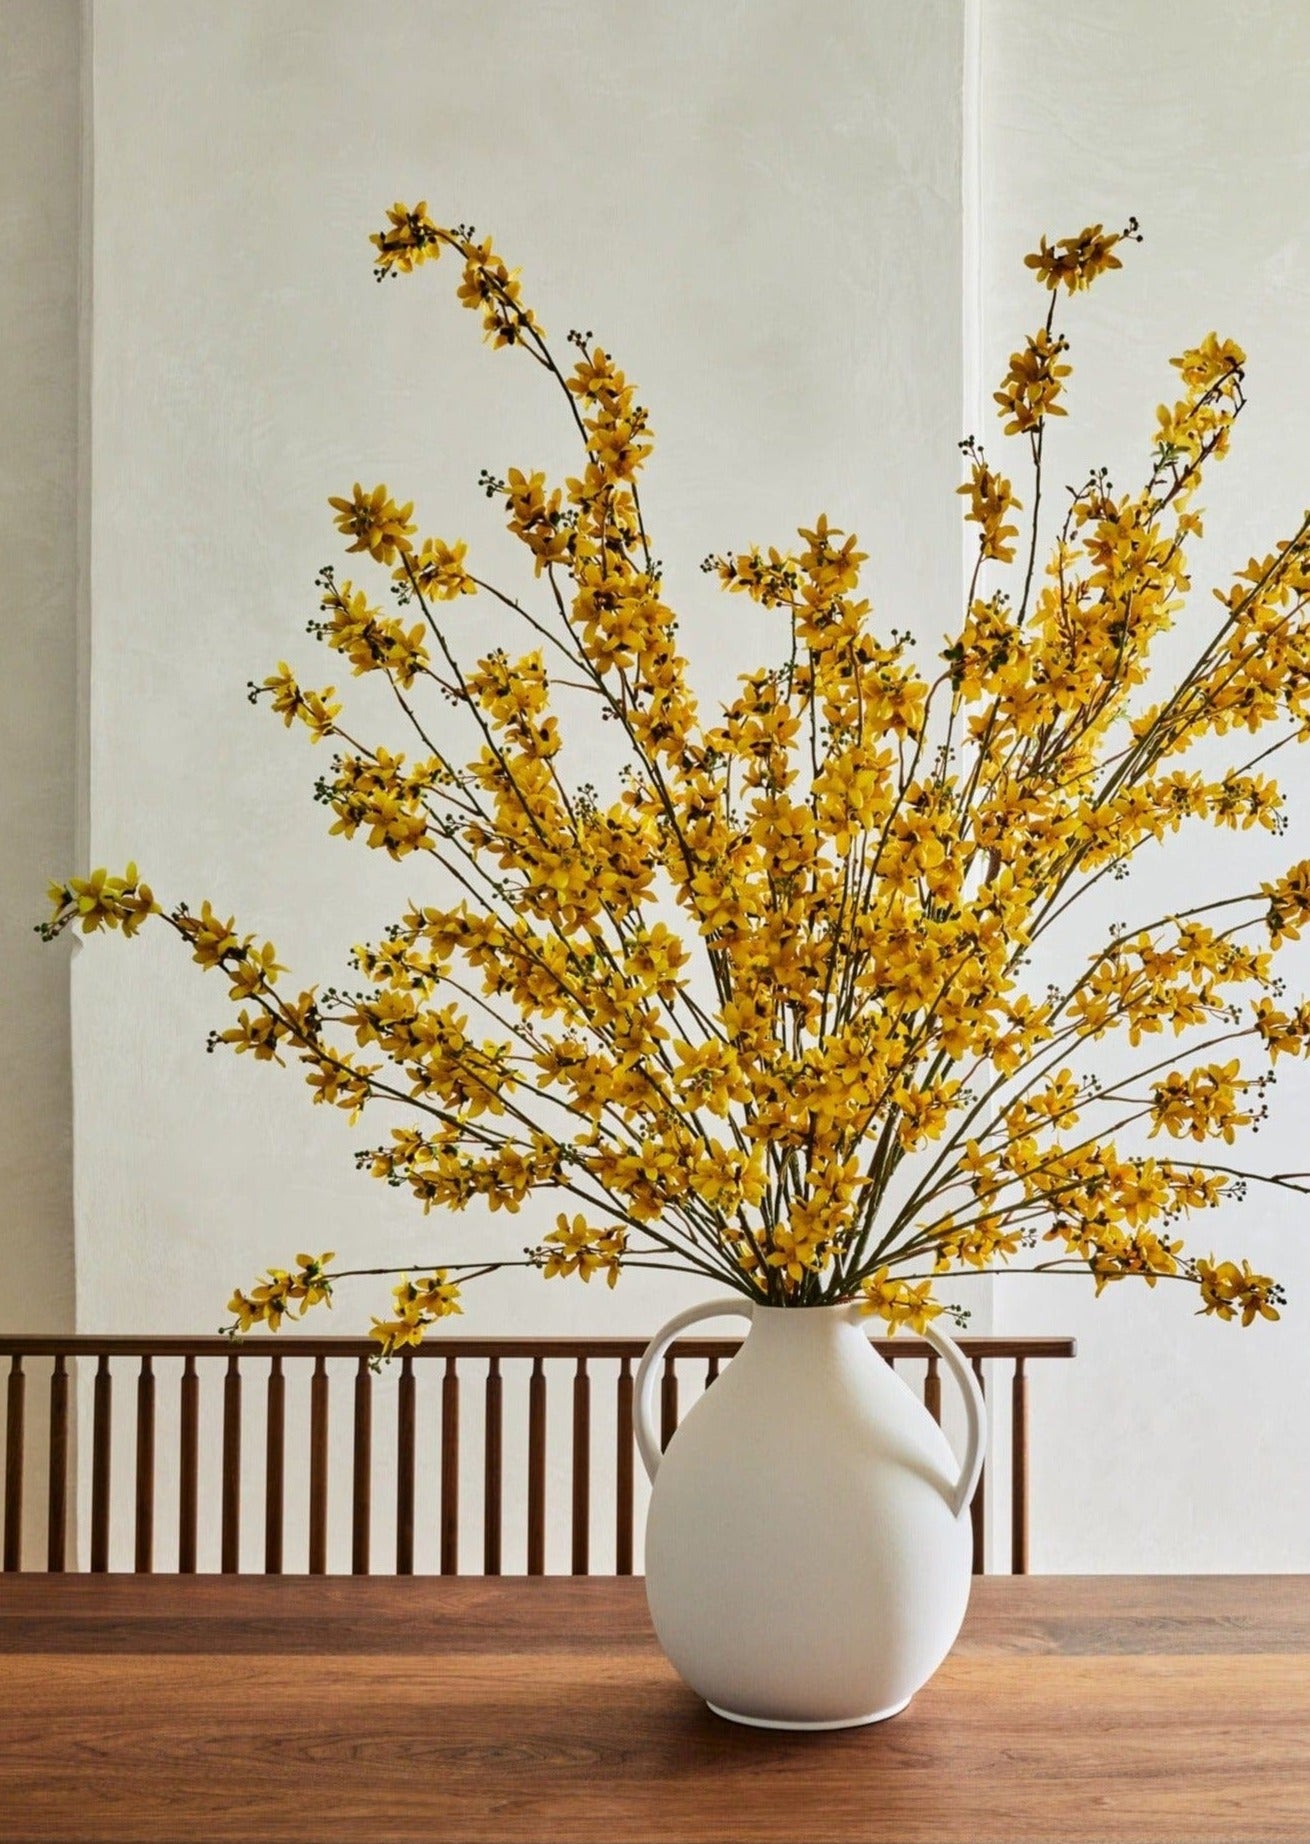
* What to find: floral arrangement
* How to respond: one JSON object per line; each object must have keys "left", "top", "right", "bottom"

{"left": 43, "top": 206, "right": 1310, "bottom": 1356}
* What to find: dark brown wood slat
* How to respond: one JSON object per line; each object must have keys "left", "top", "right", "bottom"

{"left": 660, "top": 1355, "right": 678, "bottom": 1453}
{"left": 90, "top": 1355, "right": 112, "bottom": 1573}
{"left": 527, "top": 1356, "right": 546, "bottom": 1576}
{"left": 308, "top": 1355, "right": 329, "bottom": 1576}
{"left": 264, "top": 1356, "right": 285, "bottom": 1575}
{"left": 440, "top": 1356, "right": 460, "bottom": 1576}
{"left": 178, "top": 1356, "right": 199, "bottom": 1574}
{"left": 352, "top": 1357, "right": 372, "bottom": 1576}
{"left": 482, "top": 1358, "right": 502, "bottom": 1577}
{"left": 706, "top": 1355, "right": 720, "bottom": 1386}
{"left": 134, "top": 1357, "right": 156, "bottom": 1574}
{"left": 3, "top": 1357, "right": 25, "bottom": 1573}
{"left": 924, "top": 1352, "right": 942, "bottom": 1425}
{"left": 571, "top": 1358, "right": 590, "bottom": 1576}
{"left": 615, "top": 1356, "right": 634, "bottom": 1577}
{"left": 971, "top": 1354, "right": 987, "bottom": 1576}
{"left": 46, "top": 1356, "right": 69, "bottom": 1573}
{"left": 221, "top": 1354, "right": 241, "bottom": 1575}
{"left": 395, "top": 1355, "right": 416, "bottom": 1576}
{"left": 1012, "top": 1356, "right": 1029, "bottom": 1576}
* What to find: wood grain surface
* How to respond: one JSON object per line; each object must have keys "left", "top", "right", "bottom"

{"left": 1, "top": 1574, "right": 1307, "bottom": 1843}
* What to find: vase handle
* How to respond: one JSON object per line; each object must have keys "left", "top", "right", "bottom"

{"left": 913, "top": 1318, "right": 988, "bottom": 1520}
{"left": 634, "top": 1298, "right": 753, "bottom": 1483}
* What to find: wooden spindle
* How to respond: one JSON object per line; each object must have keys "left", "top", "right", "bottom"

{"left": 264, "top": 1355, "right": 285, "bottom": 1575}
{"left": 221, "top": 1353, "right": 241, "bottom": 1573}
{"left": 178, "top": 1356, "right": 199, "bottom": 1573}
{"left": 924, "top": 1352, "right": 942, "bottom": 1425}
{"left": 615, "top": 1356, "right": 634, "bottom": 1576}
{"left": 395, "top": 1354, "right": 416, "bottom": 1576}
{"left": 3, "top": 1357, "right": 25, "bottom": 1572}
{"left": 47, "top": 1355, "right": 69, "bottom": 1572}
{"left": 352, "top": 1356, "right": 372, "bottom": 1575}
{"left": 440, "top": 1356, "right": 459, "bottom": 1576}
{"left": 527, "top": 1355, "right": 546, "bottom": 1576}
{"left": 308, "top": 1354, "right": 329, "bottom": 1575}
{"left": 970, "top": 1355, "right": 986, "bottom": 1575}
{"left": 90, "top": 1355, "right": 112, "bottom": 1573}
{"left": 571, "top": 1357, "right": 591, "bottom": 1576}
{"left": 1011, "top": 1357, "right": 1029, "bottom": 1575}
{"left": 482, "top": 1358, "right": 502, "bottom": 1576}
{"left": 706, "top": 1355, "right": 720, "bottom": 1387}
{"left": 660, "top": 1354, "right": 678, "bottom": 1453}
{"left": 134, "top": 1356, "right": 156, "bottom": 1573}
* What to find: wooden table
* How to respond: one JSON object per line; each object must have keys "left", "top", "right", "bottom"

{"left": 1, "top": 1575, "right": 1308, "bottom": 1843}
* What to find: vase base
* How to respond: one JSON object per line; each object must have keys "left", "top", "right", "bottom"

{"left": 706, "top": 1695, "right": 912, "bottom": 1732}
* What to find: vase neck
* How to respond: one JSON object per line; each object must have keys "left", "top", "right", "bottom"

{"left": 746, "top": 1302, "right": 862, "bottom": 1355}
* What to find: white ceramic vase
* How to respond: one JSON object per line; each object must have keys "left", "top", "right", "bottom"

{"left": 634, "top": 1299, "right": 986, "bottom": 1730}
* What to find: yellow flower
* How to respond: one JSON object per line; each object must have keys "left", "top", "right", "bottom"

{"left": 178, "top": 901, "right": 241, "bottom": 970}
{"left": 404, "top": 539, "right": 475, "bottom": 603}
{"left": 1149, "top": 1061, "right": 1252, "bottom": 1145}
{"left": 1252, "top": 997, "right": 1310, "bottom": 1060}
{"left": 892, "top": 1081, "right": 959, "bottom": 1151}
{"left": 1024, "top": 220, "right": 1136, "bottom": 294}
{"left": 539, "top": 1214, "right": 627, "bottom": 1287}
{"left": 1195, "top": 1257, "right": 1283, "bottom": 1326}
{"left": 223, "top": 1251, "right": 335, "bottom": 1335}
{"left": 1262, "top": 861, "right": 1310, "bottom": 944}
{"left": 856, "top": 1268, "right": 944, "bottom": 1336}
{"left": 995, "top": 329, "right": 1072, "bottom": 436}
{"left": 957, "top": 451, "right": 1022, "bottom": 562}
{"left": 1089, "top": 1228, "right": 1182, "bottom": 1294}
{"left": 1172, "top": 333, "right": 1245, "bottom": 392}
{"left": 764, "top": 1220, "right": 830, "bottom": 1286}
{"left": 454, "top": 235, "right": 543, "bottom": 349}
{"left": 258, "top": 665, "right": 341, "bottom": 739}
{"left": 209, "top": 1007, "right": 287, "bottom": 1063}
{"left": 226, "top": 939, "right": 287, "bottom": 1000}
{"left": 394, "top": 1270, "right": 463, "bottom": 1320}
{"left": 328, "top": 483, "right": 416, "bottom": 565}
{"left": 934, "top": 1218, "right": 1024, "bottom": 1273}
{"left": 42, "top": 864, "right": 158, "bottom": 939}
{"left": 370, "top": 1316, "right": 426, "bottom": 1358}
{"left": 370, "top": 200, "right": 441, "bottom": 279}
{"left": 371, "top": 1269, "right": 464, "bottom": 1358}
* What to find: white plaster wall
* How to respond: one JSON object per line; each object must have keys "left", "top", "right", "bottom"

{"left": 983, "top": 0, "right": 1310, "bottom": 1569}
{"left": 75, "top": 0, "right": 968, "bottom": 1568}
{"left": 1, "top": 0, "right": 83, "bottom": 1564}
